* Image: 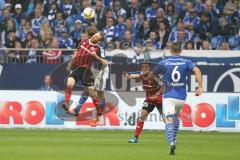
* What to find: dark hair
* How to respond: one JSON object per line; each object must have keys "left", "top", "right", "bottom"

{"left": 86, "top": 26, "right": 98, "bottom": 37}
{"left": 184, "top": 40, "right": 195, "bottom": 50}
{"left": 166, "top": 3, "right": 175, "bottom": 14}
{"left": 170, "top": 41, "right": 182, "bottom": 54}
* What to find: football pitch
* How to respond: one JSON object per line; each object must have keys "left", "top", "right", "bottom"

{"left": 0, "top": 129, "right": 239, "bottom": 160}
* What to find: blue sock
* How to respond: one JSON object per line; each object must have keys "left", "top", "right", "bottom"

{"left": 165, "top": 122, "right": 174, "bottom": 145}
{"left": 75, "top": 91, "right": 89, "bottom": 112}
{"left": 173, "top": 117, "right": 180, "bottom": 143}
{"left": 99, "top": 99, "right": 105, "bottom": 109}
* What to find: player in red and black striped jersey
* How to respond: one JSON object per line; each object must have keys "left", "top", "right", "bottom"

{"left": 62, "top": 32, "right": 108, "bottom": 112}
{"left": 123, "top": 62, "right": 164, "bottom": 143}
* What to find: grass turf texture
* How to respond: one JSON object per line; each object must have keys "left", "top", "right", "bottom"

{"left": 0, "top": 129, "right": 239, "bottom": 160}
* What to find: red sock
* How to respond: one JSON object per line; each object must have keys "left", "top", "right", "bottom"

{"left": 135, "top": 119, "right": 144, "bottom": 138}
{"left": 65, "top": 86, "right": 72, "bottom": 103}
{"left": 92, "top": 98, "right": 101, "bottom": 117}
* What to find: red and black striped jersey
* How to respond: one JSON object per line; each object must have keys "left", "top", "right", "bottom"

{"left": 140, "top": 72, "right": 163, "bottom": 104}
{"left": 72, "top": 39, "right": 101, "bottom": 69}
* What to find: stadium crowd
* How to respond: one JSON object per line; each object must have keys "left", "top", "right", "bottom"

{"left": 0, "top": 0, "right": 240, "bottom": 63}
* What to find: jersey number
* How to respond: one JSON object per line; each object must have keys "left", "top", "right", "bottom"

{"left": 171, "top": 66, "right": 181, "bottom": 82}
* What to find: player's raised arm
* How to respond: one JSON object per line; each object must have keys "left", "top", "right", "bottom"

{"left": 91, "top": 52, "right": 108, "bottom": 66}
{"left": 192, "top": 66, "right": 203, "bottom": 96}
{"left": 122, "top": 71, "right": 140, "bottom": 79}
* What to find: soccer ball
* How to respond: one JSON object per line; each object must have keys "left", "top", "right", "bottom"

{"left": 83, "top": 7, "right": 95, "bottom": 19}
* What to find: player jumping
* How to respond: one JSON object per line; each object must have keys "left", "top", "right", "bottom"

{"left": 123, "top": 62, "right": 164, "bottom": 143}
{"left": 70, "top": 27, "right": 109, "bottom": 127}
{"left": 62, "top": 32, "right": 108, "bottom": 115}
{"left": 149, "top": 41, "right": 202, "bottom": 155}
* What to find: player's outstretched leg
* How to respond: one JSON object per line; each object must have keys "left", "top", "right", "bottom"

{"left": 164, "top": 116, "right": 175, "bottom": 155}
{"left": 62, "top": 77, "right": 75, "bottom": 112}
{"left": 128, "top": 110, "right": 149, "bottom": 143}
{"left": 73, "top": 91, "right": 89, "bottom": 115}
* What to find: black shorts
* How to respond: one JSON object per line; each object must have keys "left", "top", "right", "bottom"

{"left": 142, "top": 101, "right": 162, "bottom": 115}
{"left": 68, "top": 67, "right": 94, "bottom": 87}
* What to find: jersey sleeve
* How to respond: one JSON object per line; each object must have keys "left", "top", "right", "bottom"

{"left": 187, "top": 60, "right": 195, "bottom": 71}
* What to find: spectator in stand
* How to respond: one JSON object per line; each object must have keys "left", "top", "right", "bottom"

{"left": 97, "top": 9, "right": 115, "bottom": 31}
{"left": 126, "top": 0, "right": 143, "bottom": 24}
{"left": 12, "top": 4, "right": 25, "bottom": 27}
{"left": 103, "top": 17, "right": 115, "bottom": 42}
{"left": 177, "top": 1, "right": 193, "bottom": 20}
{"left": 150, "top": 8, "right": 169, "bottom": 31}
{"left": 223, "top": 0, "right": 237, "bottom": 17}
{"left": 52, "top": 11, "right": 65, "bottom": 37}
{"left": 204, "top": 0, "right": 221, "bottom": 18}
{"left": 113, "top": 1, "right": 127, "bottom": 20}
{"left": 125, "top": 18, "right": 138, "bottom": 41}
{"left": 149, "top": 31, "right": 161, "bottom": 49}
{"left": 211, "top": 16, "right": 234, "bottom": 49}
{"left": 197, "top": 11, "right": 218, "bottom": 40}
{"left": 228, "top": 33, "right": 240, "bottom": 50}
{"left": 17, "top": 18, "right": 32, "bottom": 44}
{"left": 26, "top": 38, "right": 42, "bottom": 63}
{"left": 184, "top": 40, "right": 195, "bottom": 50}
{"left": 39, "top": 75, "right": 59, "bottom": 91}
{"left": 23, "top": 31, "right": 33, "bottom": 48}
{"left": 134, "top": 11, "right": 145, "bottom": 30}
{"left": 15, "top": 40, "right": 25, "bottom": 63}
{"left": 183, "top": 9, "right": 200, "bottom": 32}
{"left": 31, "top": 3, "right": 49, "bottom": 37}
{"left": 168, "top": 19, "right": 191, "bottom": 43}
{"left": 47, "top": 1, "right": 58, "bottom": 24}
{"left": 40, "top": 22, "right": 53, "bottom": 47}
{"left": 114, "top": 15, "right": 126, "bottom": 41}
{"left": 7, "top": 40, "right": 25, "bottom": 63}
{"left": 94, "top": 0, "right": 106, "bottom": 26}
{"left": 59, "top": 0, "right": 73, "bottom": 17}
{"left": 71, "top": 20, "right": 83, "bottom": 47}
{"left": 136, "top": 20, "right": 151, "bottom": 43}
{"left": 42, "top": 37, "right": 62, "bottom": 64}
{"left": 58, "top": 28, "right": 73, "bottom": 49}
{"left": 165, "top": 2, "right": 178, "bottom": 28}
{"left": 0, "top": 8, "right": 13, "bottom": 32}
{"left": 1, "top": 19, "right": 17, "bottom": 46}
{"left": 142, "top": 39, "right": 156, "bottom": 61}
{"left": 157, "top": 21, "right": 170, "bottom": 49}
{"left": 201, "top": 40, "right": 211, "bottom": 50}
{"left": 115, "top": 30, "right": 135, "bottom": 49}
{"left": 218, "top": 42, "right": 230, "bottom": 50}
{"left": 174, "top": 0, "right": 186, "bottom": 14}
{"left": 145, "top": 0, "right": 159, "bottom": 21}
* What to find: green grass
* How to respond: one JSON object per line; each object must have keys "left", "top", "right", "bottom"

{"left": 0, "top": 129, "right": 239, "bottom": 160}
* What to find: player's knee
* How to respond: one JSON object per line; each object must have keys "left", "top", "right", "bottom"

{"left": 97, "top": 91, "right": 104, "bottom": 99}
{"left": 140, "top": 110, "right": 149, "bottom": 121}
{"left": 67, "top": 77, "right": 75, "bottom": 87}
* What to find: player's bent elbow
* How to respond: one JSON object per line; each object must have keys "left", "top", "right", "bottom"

{"left": 193, "top": 67, "right": 202, "bottom": 76}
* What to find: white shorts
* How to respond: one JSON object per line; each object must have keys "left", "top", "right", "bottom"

{"left": 162, "top": 98, "right": 185, "bottom": 117}
{"left": 92, "top": 65, "right": 109, "bottom": 91}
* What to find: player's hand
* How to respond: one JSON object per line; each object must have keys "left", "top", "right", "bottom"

{"left": 66, "top": 64, "right": 71, "bottom": 73}
{"left": 122, "top": 71, "right": 130, "bottom": 79}
{"left": 101, "top": 59, "right": 109, "bottom": 66}
{"left": 195, "top": 87, "right": 203, "bottom": 96}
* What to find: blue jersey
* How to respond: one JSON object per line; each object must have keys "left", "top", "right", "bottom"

{"left": 152, "top": 55, "right": 195, "bottom": 100}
